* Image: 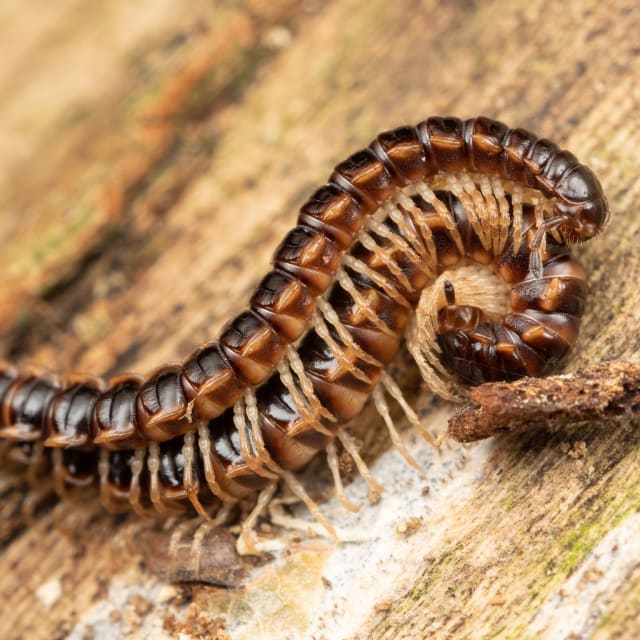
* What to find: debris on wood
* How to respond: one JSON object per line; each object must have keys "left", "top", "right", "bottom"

{"left": 448, "top": 361, "right": 640, "bottom": 443}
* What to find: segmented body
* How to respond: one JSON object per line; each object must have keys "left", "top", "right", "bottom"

{"left": 0, "top": 116, "right": 608, "bottom": 517}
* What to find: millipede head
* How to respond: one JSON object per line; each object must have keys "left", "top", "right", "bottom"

{"left": 554, "top": 165, "right": 610, "bottom": 242}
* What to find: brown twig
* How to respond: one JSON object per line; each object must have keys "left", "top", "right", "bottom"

{"left": 448, "top": 361, "right": 640, "bottom": 442}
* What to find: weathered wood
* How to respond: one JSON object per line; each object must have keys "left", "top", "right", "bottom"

{"left": 1, "top": 1, "right": 639, "bottom": 638}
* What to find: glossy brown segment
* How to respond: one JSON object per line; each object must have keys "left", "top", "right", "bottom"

{"left": 298, "top": 184, "right": 364, "bottom": 248}
{"left": 92, "top": 374, "right": 145, "bottom": 450}
{"left": 182, "top": 343, "right": 246, "bottom": 416}
{"left": 0, "top": 374, "right": 59, "bottom": 442}
{"left": 137, "top": 364, "right": 189, "bottom": 441}
{"left": 250, "top": 270, "right": 316, "bottom": 341}
{"left": 274, "top": 226, "right": 341, "bottom": 292}
{"left": 45, "top": 378, "right": 104, "bottom": 448}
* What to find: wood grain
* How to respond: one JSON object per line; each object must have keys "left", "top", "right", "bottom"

{"left": 0, "top": 1, "right": 639, "bottom": 638}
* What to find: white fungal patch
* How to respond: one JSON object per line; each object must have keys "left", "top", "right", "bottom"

{"left": 35, "top": 577, "right": 62, "bottom": 608}
{"left": 225, "top": 405, "right": 495, "bottom": 640}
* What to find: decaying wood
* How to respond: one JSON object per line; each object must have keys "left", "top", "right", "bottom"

{"left": 449, "top": 361, "right": 640, "bottom": 442}
{"left": 1, "top": 1, "right": 640, "bottom": 639}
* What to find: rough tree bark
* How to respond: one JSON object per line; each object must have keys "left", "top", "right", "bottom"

{"left": 0, "top": 1, "right": 639, "bottom": 639}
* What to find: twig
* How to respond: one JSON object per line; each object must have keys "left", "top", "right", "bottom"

{"left": 448, "top": 361, "right": 640, "bottom": 442}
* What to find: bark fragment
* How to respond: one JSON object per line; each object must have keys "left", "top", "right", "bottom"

{"left": 448, "top": 361, "right": 640, "bottom": 442}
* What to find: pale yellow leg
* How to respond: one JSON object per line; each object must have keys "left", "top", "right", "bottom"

{"left": 337, "top": 427, "right": 384, "bottom": 503}
{"left": 372, "top": 386, "right": 428, "bottom": 479}
{"left": 342, "top": 253, "right": 411, "bottom": 308}
{"left": 128, "top": 448, "right": 156, "bottom": 517}
{"left": 181, "top": 431, "right": 210, "bottom": 518}
{"left": 196, "top": 422, "right": 239, "bottom": 502}
{"left": 233, "top": 396, "right": 280, "bottom": 480}
{"left": 326, "top": 441, "right": 360, "bottom": 512}
{"left": 237, "top": 482, "right": 278, "bottom": 555}
{"left": 281, "top": 470, "right": 337, "bottom": 540}
{"left": 316, "top": 297, "right": 382, "bottom": 367}
{"left": 416, "top": 179, "right": 465, "bottom": 254}
{"left": 380, "top": 371, "right": 436, "bottom": 444}
{"left": 244, "top": 388, "right": 285, "bottom": 476}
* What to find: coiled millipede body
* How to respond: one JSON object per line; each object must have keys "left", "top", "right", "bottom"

{"left": 0, "top": 117, "right": 608, "bottom": 538}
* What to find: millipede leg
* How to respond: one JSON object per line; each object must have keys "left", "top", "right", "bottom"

{"left": 448, "top": 173, "right": 491, "bottom": 252}
{"left": 335, "top": 267, "right": 398, "bottom": 336}
{"left": 266, "top": 497, "right": 370, "bottom": 543}
{"left": 489, "top": 175, "right": 511, "bottom": 255}
{"left": 480, "top": 174, "right": 500, "bottom": 254}
{"left": 337, "top": 427, "right": 384, "bottom": 503}
{"left": 189, "top": 519, "right": 214, "bottom": 573}
{"left": 277, "top": 352, "right": 334, "bottom": 438}
{"left": 511, "top": 182, "right": 524, "bottom": 253}
{"left": 312, "top": 311, "right": 372, "bottom": 385}
{"left": 316, "top": 297, "right": 382, "bottom": 367}
{"left": 372, "top": 386, "right": 428, "bottom": 479}
{"left": 129, "top": 448, "right": 154, "bottom": 517}
{"left": 380, "top": 371, "right": 436, "bottom": 445}
{"left": 211, "top": 500, "right": 235, "bottom": 527}
{"left": 349, "top": 232, "right": 411, "bottom": 292}
{"left": 168, "top": 519, "right": 199, "bottom": 573}
{"left": 465, "top": 172, "right": 498, "bottom": 252}
{"left": 233, "top": 397, "right": 279, "bottom": 480}
{"left": 285, "top": 346, "right": 336, "bottom": 424}
{"left": 166, "top": 518, "right": 216, "bottom": 577}
{"left": 326, "top": 441, "right": 360, "bottom": 512}
{"left": 196, "top": 423, "right": 238, "bottom": 502}
{"left": 237, "top": 482, "right": 278, "bottom": 555}
{"left": 394, "top": 189, "right": 438, "bottom": 264}
{"left": 244, "top": 389, "right": 283, "bottom": 477}
{"left": 368, "top": 208, "right": 424, "bottom": 261}
{"left": 380, "top": 200, "right": 430, "bottom": 262}
{"left": 343, "top": 253, "right": 411, "bottom": 309}
{"left": 98, "top": 449, "right": 128, "bottom": 514}
{"left": 51, "top": 448, "right": 69, "bottom": 499}
{"left": 181, "top": 432, "right": 210, "bottom": 518}
{"left": 417, "top": 179, "right": 465, "bottom": 254}
{"left": 406, "top": 303, "right": 460, "bottom": 401}
{"left": 529, "top": 217, "right": 560, "bottom": 278}
{"left": 280, "top": 470, "right": 337, "bottom": 540}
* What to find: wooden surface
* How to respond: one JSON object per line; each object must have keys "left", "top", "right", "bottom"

{"left": 1, "top": 1, "right": 639, "bottom": 638}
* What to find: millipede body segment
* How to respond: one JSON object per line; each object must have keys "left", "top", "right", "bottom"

{"left": 0, "top": 116, "right": 608, "bottom": 520}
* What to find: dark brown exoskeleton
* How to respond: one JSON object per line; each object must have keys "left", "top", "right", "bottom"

{"left": 0, "top": 117, "right": 608, "bottom": 522}
{"left": 434, "top": 192, "right": 590, "bottom": 384}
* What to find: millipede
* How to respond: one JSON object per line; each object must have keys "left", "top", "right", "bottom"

{"left": 0, "top": 116, "right": 608, "bottom": 545}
